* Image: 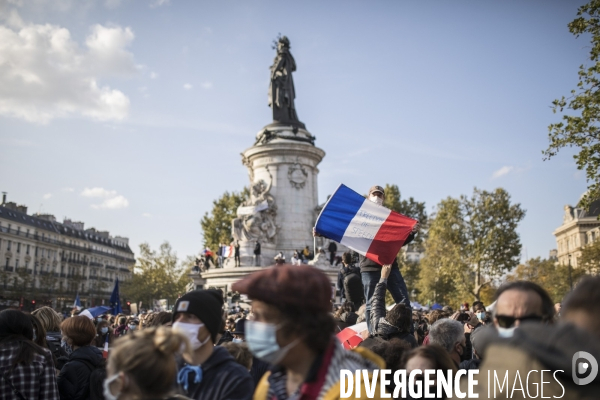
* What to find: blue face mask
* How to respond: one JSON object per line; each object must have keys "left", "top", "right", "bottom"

{"left": 244, "top": 320, "right": 299, "bottom": 365}
{"left": 101, "top": 327, "right": 109, "bottom": 334}
{"left": 476, "top": 312, "right": 486, "bottom": 321}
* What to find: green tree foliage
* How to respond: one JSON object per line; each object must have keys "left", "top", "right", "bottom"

{"left": 544, "top": 0, "right": 600, "bottom": 210}
{"left": 507, "top": 257, "right": 591, "bottom": 303}
{"left": 418, "top": 188, "right": 525, "bottom": 306}
{"left": 122, "top": 242, "right": 188, "bottom": 308}
{"left": 200, "top": 188, "right": 249, "bottom": 252}
{"left": 577, "top": 239, "right": 600, "bottom": 274}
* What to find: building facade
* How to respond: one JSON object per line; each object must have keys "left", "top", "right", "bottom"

{"left": 553, "top": 199, "right": 600, "bottom": 268}
{"left": 0, "top": 196, "right": 134, "bottom": 312}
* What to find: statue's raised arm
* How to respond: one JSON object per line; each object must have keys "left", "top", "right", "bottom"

{"left": 268, "top": 36, "right": 304, "bottom": 128}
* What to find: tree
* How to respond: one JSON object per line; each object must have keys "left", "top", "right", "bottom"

{"left": 200, "top": 188, "right": 249, "bottom": 252}
{"left": 507, "top": 257, "right": 591, "bottom": 303}
{"left": 544, "top": 0, "right": 600, "bottom": 210}
{"left": 121, "top": 242, "right": 188, "bottom": 308}
{"left": 418, "top": 188, "right": 525, "bottom": 306}
{"left": 578, "top": 239, "right": 600, "bottom": 275}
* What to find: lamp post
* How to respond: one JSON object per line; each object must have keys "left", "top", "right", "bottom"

{"left": 568, "top": 254, "right": 573, "bottom": 291}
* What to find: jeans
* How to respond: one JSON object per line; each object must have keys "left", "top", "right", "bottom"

{"left": 362, "top": 268, "right": 411, "bottom": 333}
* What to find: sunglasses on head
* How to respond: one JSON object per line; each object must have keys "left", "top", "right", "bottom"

{"left": 495, "top": 314, "right": 543, "bottom": 328}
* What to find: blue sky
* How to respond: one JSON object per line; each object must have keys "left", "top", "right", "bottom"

{"left": 0, "top": 0, "right": 589, "bottom": 262}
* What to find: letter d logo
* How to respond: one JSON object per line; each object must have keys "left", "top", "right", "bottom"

{"left": 572, "top": 351, "right": 598, "bottom": 385}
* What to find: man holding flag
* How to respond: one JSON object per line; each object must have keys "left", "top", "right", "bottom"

{"left": 314, "top": 184, "right": 419, "bottom": 334}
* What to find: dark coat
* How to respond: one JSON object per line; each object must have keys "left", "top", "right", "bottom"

{"left": 370, "top": 280, "right": 417, "bottom": 348}
{"left": 57, "top": 345, "right": 103, "bottom": 400}
{"left": 182, "top": 345, "right": 253, "bottom": 400}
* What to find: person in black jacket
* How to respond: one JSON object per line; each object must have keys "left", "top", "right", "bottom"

{"left": 362, "top": 264, "right": 417, "bottom": 349}
{"left": 172, "top": 290, "right": 253, "bottom": 400}
{"left": 57, "top": 316, "right": 104, "bottom": 400}
{"left": 361, "top": 185, "right": 418, "bottom": 333}
{"left": 327, "top": 240, "right": 337, "bottom": 265}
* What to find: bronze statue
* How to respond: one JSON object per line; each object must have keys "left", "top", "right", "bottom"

{"left": 268, "top": 36, "right": 305, "bottom": 128}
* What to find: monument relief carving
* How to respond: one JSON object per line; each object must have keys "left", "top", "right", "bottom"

{"left": 288, "top": 162, "right": 308, "bottom": 189}
{"left": 232, "top": 168, "right": 278, "bottom": 243}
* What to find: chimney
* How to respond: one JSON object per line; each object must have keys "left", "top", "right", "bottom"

{"left": 2, "top": 192, "right": 6, "bottom": 205}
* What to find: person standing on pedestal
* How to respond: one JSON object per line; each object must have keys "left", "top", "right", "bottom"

{"left": 254, "top": 241, "right": 261, "bottom": 266}
{"left": 328, "top": 240, "right": 337, "bottom": 265}
{"left": 360, "top": 185, "right": 419, "bottom": 334}
{"left": 233, "top": 240, "right": 240, "bottom": 267}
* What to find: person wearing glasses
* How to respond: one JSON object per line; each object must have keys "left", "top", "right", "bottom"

{"left": 492, "top": 281, "right": 555, "bottom": 337}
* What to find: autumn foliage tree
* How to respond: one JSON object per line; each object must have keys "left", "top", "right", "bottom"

{"left": 418, "top": 188, "right": 525, "bottom": 306}
{"left": 200, "top": 188, "right": 249, "bottom": 252}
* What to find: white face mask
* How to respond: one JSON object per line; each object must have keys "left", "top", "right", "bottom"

{"left": 128, "top": 325, "right": 136, "bottom": 331}
{"left": 232, "top": 338, "right": 243, "bottom": 344}
{"left": 369, "top": 195, "right": 383, "bottom": 206}
{"left": 103, "top": 373, "right": 120, "bottom": 400}
{"left": 173, "top": 321, "right": 210, "bottom": 350}
{"left": 497, "top": 326, "right": 516, "bottom": 338}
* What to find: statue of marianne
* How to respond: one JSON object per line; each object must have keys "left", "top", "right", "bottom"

{"left": 268, "top": 36, "right": 304, "bottom": 128}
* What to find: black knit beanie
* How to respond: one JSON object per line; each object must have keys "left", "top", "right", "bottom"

{"left": 172, "top": 289, "right": 224, "bottom": 342}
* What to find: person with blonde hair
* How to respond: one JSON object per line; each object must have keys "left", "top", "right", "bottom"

{"left": 31, "top": 306, "right": 68, "bottom": 362}
{"left": 103, "top": 326, "right": 192, "bottom": 400}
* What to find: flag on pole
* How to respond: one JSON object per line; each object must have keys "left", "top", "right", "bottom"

{"left": 73, "top": 292, "right": 82, "bottom": 310}
{"left": 222, "top": 245, "right": 234, "bottom": 258}
{"left": 102, "top": 335, "right": 109, "bottom": 359}
{"left": 314, "top": 184, "right": 418, "bottom": 265}
{"left": 109, "top": 278, "right": 122, "bottom": 316}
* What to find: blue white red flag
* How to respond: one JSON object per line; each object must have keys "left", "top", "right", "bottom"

{"left": 222, "top": 245, "right": 233, "bottom": 258}
{"left": 314, "top": 184, "right": 418, "bottom": 265}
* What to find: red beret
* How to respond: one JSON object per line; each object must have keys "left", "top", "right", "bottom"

{"left": 232, "top": 265, "right": 332, "bottom": 314}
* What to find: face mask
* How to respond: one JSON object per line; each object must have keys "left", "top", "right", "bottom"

{"left": 101, "top": 327, "right": 109, "bottom": 334}
{"left": 97, "top": 318, "right": 103, "bottom": 323}
{"left": 369, "top": 195, "right": 383, "bottom": 206}
{"left": 173, "top": 322, "right": 210, "bottom": 350}
{"left": 476, "top": 312, "right": 486, "bottom": 321}
{"left": 103, "top": 373, "right": 120, "bottom": 400}
{"left": 497, "top": 326, "right": 516, "bottom": 338}
{"left": 128, "top": 325, "right": 136, "bottom": 331}
{"left": 245, "top": 320, "right": 299, "bottom": 364}
{"left": 232, "top": 338, "right": 244, "bottom": 344}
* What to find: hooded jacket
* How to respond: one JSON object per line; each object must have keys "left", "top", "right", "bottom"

{"left": 368, "top": 280, "right": 417, "bottom": 348}
{"left": 180, "top": 345, "right": 253, "bottom": 400}
{"left": 57, "top": 345, "right": 103, "bottom": 400}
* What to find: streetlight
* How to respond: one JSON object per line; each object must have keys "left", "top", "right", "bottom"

{"left": 568, "top": 254, "right": 573, "bottom": 291}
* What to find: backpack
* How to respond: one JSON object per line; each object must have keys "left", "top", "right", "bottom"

{"left": 79, "top": 358, "right": 107, "bottom": 400}
{"left": 342, "top": 266, "right": 364, "bottom": 309}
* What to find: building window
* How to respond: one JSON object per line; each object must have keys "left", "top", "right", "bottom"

{"left": 26, "top": 245, "right": 30, "bottom": 255}
{"left": 16, "top": 243, "right": 20, "bottom": 253}
{"left": 5, "top": 258, "right": 8, "bottom": 268}
{"left": 15, "top": 259, "right": 19, "bottom": 269}
{"left": 16, "top": 227, "right": 20, "bottom": 235}
{"left": 592, "top": 231, "right": 596, "bottom": 243}
{"left": 7, "top": 241, "right": 11, "bottom": 251}
{"left": 26, "top": 229, "right": 29, "bottom": 237}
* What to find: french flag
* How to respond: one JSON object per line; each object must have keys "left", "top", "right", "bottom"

{"left": 315, "top": 184, "right": 418, "bottom": 265}
{"left": 222, "top": 245, "right": 233, "bottom": 258}
{"left": 102, "top": 335, "right": 109, "bottom": 359}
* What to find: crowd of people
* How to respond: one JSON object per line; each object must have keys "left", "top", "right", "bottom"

{"left": 0, "top": 185, "right": 598, "bottom": 399}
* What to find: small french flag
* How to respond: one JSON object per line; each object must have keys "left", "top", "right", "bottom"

{"left": 102, "top": 336, "right": 109, "bottom": 359}
{"left": 315, "top": 184, "right": 418, "bottom": 265}
{"left": 222, "top": 245, "right": 233, "bottom": 258}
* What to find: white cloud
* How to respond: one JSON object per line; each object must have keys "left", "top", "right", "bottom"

{"left": 0, "top": 14, "right": 137, "bottom": 123}
{"left": 201, "top": 81, "right": 213, "bottom": 89}
{"left": 150, "top": 71, "right": 158, "bottom": 79}
{"left": 81, "top": 187, "right": 117, "bottom": 198}
{"left": 42, "top": 193, "right": 52, "bottom": 199}
{"left": 183, "top": 83, "right": 193, "bottom": 90}
{"left": 142, "top": 212, "right": 152, "bottom": 217}
{"left": 150, "top": 0, "right": 170, "bottom": 8}
{"left": 91, "top": 195, "right": 129, "bottom": 209}
{"left": 492, "top": 166, "right": 514, "bottom": 179}
{"left": 81, "top": 187, "right": 128, "bottom": 209}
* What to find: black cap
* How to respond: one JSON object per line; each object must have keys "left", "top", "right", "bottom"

{"left": 172, "top": 289, "right": 224, "bottom": 342}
